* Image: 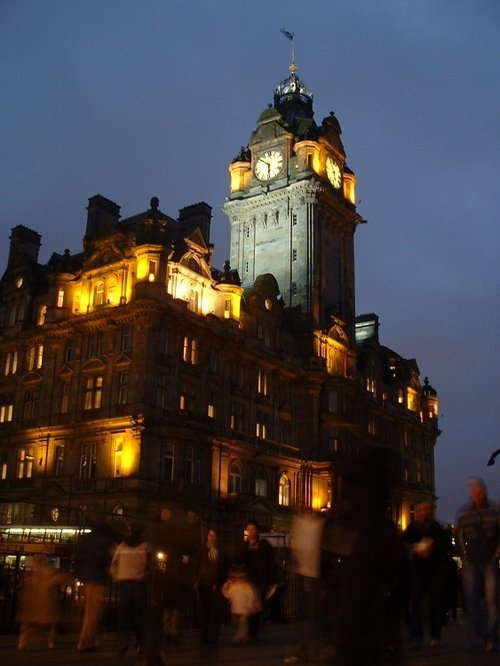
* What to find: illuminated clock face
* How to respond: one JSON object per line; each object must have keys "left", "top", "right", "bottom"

{"left": 255, "top": 149, "right": 284, "bottom": 181}
{"left": 326, "top": 157, "right": 342, "bottom": 189}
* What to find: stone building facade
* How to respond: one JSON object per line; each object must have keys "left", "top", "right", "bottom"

{"left": 0, "top": 62, "right": 439, "bottom": 559}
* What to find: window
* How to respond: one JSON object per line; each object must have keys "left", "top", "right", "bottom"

{"left": 230, "top": 401, "right": 245, "bottom": 432}
{"left": 188, "top": 289, "right": 199, "bottom": 313}
{"left": 113, "top": 437, "right": 124, "bottom": 477}
{"left": 0, "top": 395, "right": 13, "bottom": 423}
{"left": 54, "top": 445, "right": 65, "bottom": 476}
{"left": 16, "top": 447, "right": 34, "bottom": 479}
{"left": 87, "top": 333, "right": 104, "bottom": 358}
{"left": 256, "top": 410, "right": 269, "bottom": 439}
{"left": 94, "top": 281, "right": 104, "bottom": 306}
{"left": 3, "top": 351, "right": 17, "bottom": 375}
{"left": 157, "top": 373, "right": 168, "bottom": 409}
{"left": 228, "top": 463, "right": 242, "bottom": 494}
{"left": 255, "top": 469, "right": 267, "bottom": 497}
{"left": 36, "top": 305, "right": 47, "bottom": 325}
{"left": 27, "top": 345, "right": 43, "bottom": 371}
{"left": 224, "top": 299, "right": 231, "bottom": 319}
{"left": 0, "top": 452, "right": 7, "bottom": 479}
{"left": 83, "top": 376, "right": 103, "bottom": 410}
{"left": 279, "top": 474, "right": 291, "bottom": 506}
{"left": 60, "top": 380, "right": 70, "bottom": 414}
{"left": 279, "top": 420, "right": 290, "bottom": 445}
{"left": 117, "top": 371, "right": 128, "bottom": 405}
{"left": 57, "top": 288, "right": 64, "bottom": 308}
{"left": 159, "top": 326, "right": 169, "bottom": 354}
{"left": 22, "top": 387, "right": 39, "bottom": 420}
{"left": 79, "top": 443, "right": 97, "bottom": 479}
{"left": 328, "top": 390, "right": 338, "bottom": 413}
{"left": 64, "top": 339, "right": 75, "bottom": 364}
{"left": 366, "top": 377, "right": 377, "bottom": 397}
{"left": 257, "top": 370, "right": 268, "bottom": 396}
{"left": 182, "top": 337, "right": 197, "bottom": 365}
{"left": 148, "top": 259, "right": 157, "bottom": 282}
{"left": 161, "top": 442, "right": 174, "bottom": 482}
{"left": 179, "top": 381, "right": 195, "bottom": 411}
{"left": 207, "top": 392, "right": 215, "bottom": 419}
{"left": 185, "top": 446, "right": 201, "bottom": 484}
{"left": 107, "top": 278, "right": 118, "bottom": 304}
{"left": 120, "top": 325, "right": 133, "bottom": 352}
{"left": 209, "top": 348, "right": 218, "bottom": 373}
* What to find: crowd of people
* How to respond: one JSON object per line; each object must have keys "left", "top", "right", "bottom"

{"left": 11, "top": 473, "right": 499, "bottom": 664}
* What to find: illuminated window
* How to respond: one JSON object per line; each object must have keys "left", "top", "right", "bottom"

{"left": 60, "top": 381, "right": 70, "bottom": 414}
{"left": 0, "top": 452, "right": 7, "bottom": 479}
{"left": 182, "top": 337, "right": 197, "bottom": 365}
{"left": 113, "top": 438, "right": 124, "bottom": 477}
{"left": 230, "top": 401, "right": 245, "bottom": 431}
{"left": 257, "top": 370, "right": 268, "bottom": 396}
{"left": 94, "top": 281, "right": 104, "bottom": 306}
{"left": 148, "top": 259, "right": 157, "bottom": 282}
{"left": 398, "top": 389, "right": 404, "bottom": 404}
{"left": 57, "top": 288, "right": 64, "bottom": 308}
{"left": 83, "top": 376, "right": 103, "bottom": 410}
{"left": 366, "top": 377, "right": 376, "bottom": 397}
{"left": 368, "top": 419, "right": 376, "bottom": 435}
{"left": 207, "top": 393, "right": 215, "bottom": 419}
{"left": 16, "top": 447, "right": 34, "bottom": 479}
{"left": 255, "top": 469, "right": 267, "bottom": 497}
{"left": 22, "top": 387, "right": 40, "bottom": 420}
{"left": 179, "top": 381, "right": 195, "bottom": 411}
{"left": 228, "top": 463, "right": 242, "bottom": 494}
{"left": 224, "top": 299, "right": 231, "bottom": 319}
{"left": 0, "top": 398, "right": 13, "bottom": 423}
{"left": 37, "top": 305, "right": 47, "bottom": 325}
{"left": 256, "top": 411, "right": 269, "bottom": 439}
{"left": 407, "top": 388, "right": 419, "bottom": 412}
{"left": 107, "top": 278, "right": 118, "bottom": 304}
{"left": 188, "top": 289, "right": 199, "bottom": 313}
{"left": 3, "top": 351, "right": 18, "bottom": 375}
{"left": 329, "top": 429, "right": 340, "bottom": 452}
{"left": 279, "top": 474, "right": 291, "bottom": 506}
{"left": 27, "top": 345, "right": 43, "bottom": 371}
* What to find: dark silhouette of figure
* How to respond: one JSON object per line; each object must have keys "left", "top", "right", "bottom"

{"left": 73, "top": 507, "right": 119, "bottom": 652}
{"left": 323, "top": 450, "right": 403, "bottom": 666}
{"left": 197, "top": 528, "right": 227, "bottom": 644}
{"left": 402, "top": 500, "right": 447, "bottom": 648}
{"left": 239, "top": 520, "right": 277, "bottom": 642}
{"left": 456, "top": 477, "right": 499, "bottom": 653}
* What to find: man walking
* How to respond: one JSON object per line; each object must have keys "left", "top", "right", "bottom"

{"left": 456, "top": 477, "right": 499, "bottom": 653}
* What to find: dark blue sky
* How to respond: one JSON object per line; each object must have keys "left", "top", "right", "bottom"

{"left": 1, "top": 1, "right": 499, "bottom": 521}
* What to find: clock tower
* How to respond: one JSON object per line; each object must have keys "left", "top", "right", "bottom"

{"left": 223, "top": 62, "right": 363, "bottom": 345}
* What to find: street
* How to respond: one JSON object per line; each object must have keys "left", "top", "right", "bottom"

{"left": 0, "top": 617, "right": 497, "bottom": 666}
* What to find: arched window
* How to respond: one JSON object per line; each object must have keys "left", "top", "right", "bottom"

{"left": 107, "top": 277, "right": 118, "bottom": 305}
{"left": 228, "top": 462, "right": 242, "bottom": 494}
{"left": 278, "top": 473, "right": 291, "bottom": 507}
{"left": 255, "top": 469, "right": 267, "bottom": 497}
{"left": 94, "top": 281, "right": 104, "bottom": 306}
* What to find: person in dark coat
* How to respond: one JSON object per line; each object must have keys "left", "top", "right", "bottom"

{"left": 239, "top": 520, "right": 277, "bottom": 642}
{"left": 402, "top": 501, "right": 447, "bottom": 648}
{"left": 73, "top": 507, "right": 119, "bottom": 652}
{"left": 197, "top": 528, "right": 227, "bottom": 644}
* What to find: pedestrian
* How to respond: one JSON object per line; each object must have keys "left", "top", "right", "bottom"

{"left": 240, "top": 520, "right": 278, "bottom": 641}
{"left": 73, "top": 506, "right": 119, "bottom": 652}
{"left": 16, "top": 554, "right": 73, "bottom": 650}
{"left": 222, "top": 563, "right": 262, "bottom": 643}
{"left": 196, "top": 528, "right": 227, "bottom": 644}
{"left": 456, "top": 477, "right": 499, "bottom": 653}
{"left": 110, "top": 522, "right": 151, "bottom": 656}
{"left": 402, "top": 500, "right": 447, "bottom": 648}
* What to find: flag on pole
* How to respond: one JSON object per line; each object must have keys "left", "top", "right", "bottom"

{"left": 281, "top": 28, "right": 294, "bottom": 41}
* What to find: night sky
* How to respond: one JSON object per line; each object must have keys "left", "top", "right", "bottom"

{"left": 1, "top": 1, "right": 499, "bottom": 522}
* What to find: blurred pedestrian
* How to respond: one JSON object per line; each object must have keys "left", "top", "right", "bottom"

{"left": 110, "top": 522, "right": 151, "bottom": 656}
{"left": 222, "top": 563, "right": 262, "bottom": 643}
{"left": 196, "top": 528, "right": 227, "bottom": 644}
{"left": 402, "top": 500, "right": 447, "bottom": 648}
{"left": 16, "top": 554, "right": 72, "bottom": 650}
{"left": 456, "top": 477, "right": 499, "bottom": 653}
{"left": 73, "top": 506, "right": 119, "bottom": 652}
{"left": 240, "top": 520, "right": 277, "bottom": 641}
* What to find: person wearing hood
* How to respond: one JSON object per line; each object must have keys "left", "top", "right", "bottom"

{"left": 110, "top": 522, "right": 152, "bottom": 656}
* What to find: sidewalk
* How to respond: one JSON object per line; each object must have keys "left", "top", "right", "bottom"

{"left": 0, "top": 619, "right": 496, "bottom": 666}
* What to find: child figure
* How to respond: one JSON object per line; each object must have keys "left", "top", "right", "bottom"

{"left": 222, "top": 563, "right": 262, "bottom": 644}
